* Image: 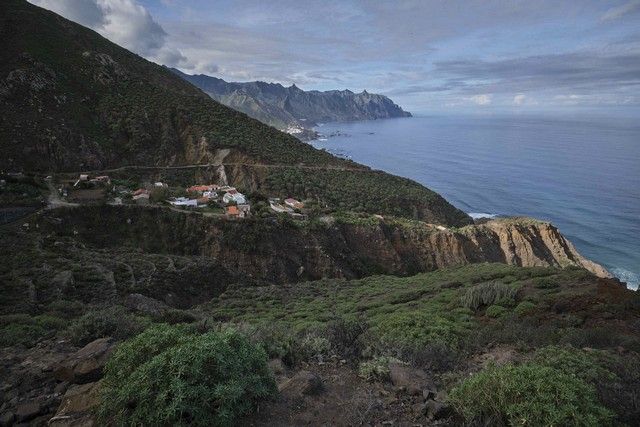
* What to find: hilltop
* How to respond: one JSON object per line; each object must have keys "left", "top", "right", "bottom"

{"left": 171, "top": 68, "right": 411, "bottom": 140}
{"left": 0, "top": 0, "right": 466, "bottom": 226}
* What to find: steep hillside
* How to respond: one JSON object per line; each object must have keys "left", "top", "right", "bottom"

{"left": 0, "top": 206, "right": 609, "bottom": 310}
{"left": 0, "top": 0, "right": 467, "bottom": 226}
{"left": 171, "top": 68, "right": 411, "bottom": 139}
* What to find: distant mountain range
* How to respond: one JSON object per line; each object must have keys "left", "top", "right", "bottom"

{"left": 170, "top": 68, "right": 411, "bottom": 140}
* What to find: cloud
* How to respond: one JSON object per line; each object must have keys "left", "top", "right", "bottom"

{"left": 29, "top": 0, "right": 104, "bottom": 27}
{"left": 28, "top": 0, "right": 186, "bottom": 66}
{"left": 513, "top": 94, "right": 526, "bottom": 105}
{"left": 432, "top": 51, "right": 640, "bottom": 99}
{"left": 470, "top": 94, "right": 492, "bottom": 105}
{"left": 601, "top": 0, "right": 640, "bottom": 22}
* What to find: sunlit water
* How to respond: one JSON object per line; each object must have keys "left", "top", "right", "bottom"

{"left": 311, "top": 115, "right": 640, "bottom": 289}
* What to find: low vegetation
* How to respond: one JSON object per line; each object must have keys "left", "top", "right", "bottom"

{"left": 99, "top": 324, "right": 276, "bottom": 426}
{"left": 449, "top": 362, "right": 614, "bottom": 426}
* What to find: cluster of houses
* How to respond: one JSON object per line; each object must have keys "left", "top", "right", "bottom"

{"left": 167, "top": 184, "right": 252, "bottom": 219}
{"left": 68, "top": 173, "right": 307, "bottom": 220}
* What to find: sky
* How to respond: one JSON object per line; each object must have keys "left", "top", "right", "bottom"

{"left": 28, "top": 0, "right": 640, "bottom": 115}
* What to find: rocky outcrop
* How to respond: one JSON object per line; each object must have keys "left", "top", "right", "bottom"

{"left": 51, "top": 338, "right": 115, "bottom": 385}
{"left": 31, "top": 207, "right": 610, "bottom": 302}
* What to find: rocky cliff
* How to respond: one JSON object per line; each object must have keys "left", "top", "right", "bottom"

{"left": 26, "top": 207, "right": 610, "bottom": 302}
{"left": 171, "top": 68, "right": 411, "bottom": 140}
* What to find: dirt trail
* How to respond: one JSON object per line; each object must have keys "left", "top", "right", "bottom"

{"left": 46, "top": 180, "right": 78, "bottom": 209}
{"left": 46, "top": 162, "right": 368, "bottom": 176}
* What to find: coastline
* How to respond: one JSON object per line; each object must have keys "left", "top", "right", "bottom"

{"left": 307, "top": 116, "right": 640, "bottom": 290}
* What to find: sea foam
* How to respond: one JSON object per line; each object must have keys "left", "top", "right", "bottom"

{"left": 611, "top": 267, "right": 640, "bottom": 290}
{"left": 468, "top": 212, "right": 499, "bottom": 220}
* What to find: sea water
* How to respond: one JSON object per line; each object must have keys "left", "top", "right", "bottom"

{"left": 311, "top": 115, "right": 640, "bottom": 289}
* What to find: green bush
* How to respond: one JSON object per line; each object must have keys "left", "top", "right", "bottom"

{"left": 485, "top": 304, "right": 508, "bottom": 318}
{"left": 44, "top": 300, "right": 86, "bottom": 319}
{"left": 0, "top": 314, "right": 66, "bottom": 347}
{"left": 533, "top": 345, "right": 616, "bottom": 384}
{"left": 461, "top": 282, "right": 517, "bottom": 311}
{"left": 65, "top": 306, "right": 149, "bottom": 346}
{"left": 514, "top": 301, "right": 536, "bottom": 316}
{"left": 449, "top": 363, "right": 614, "bottom": 426}
{"left": 99, "top": 325, "right": 276, "bottom": 426}
{"left": 533, "top": 276, "right": 559, "bottom": 289}
{"left": 358, "top": 356, "right": 398, "bottom": 382}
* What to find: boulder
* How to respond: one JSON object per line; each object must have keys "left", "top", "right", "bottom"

{"left": 52, "top": 338, "right": 114, "bottom": 384}
{"left": 49, "top": 382, "right": 100, "bottom": 427}
{"left": 15, "top": 401, "right": 43, "bottom": 422}
{"left": 278, "top": 370, "right": 323, "bottom": 397}
{"left": 0, "top": 411, "right": 15, "bottom": 426}
{"left": 388, "top": 362, "right": 433, "bottom": 396}
{"left": 124, "top": 293, "right": 170, "bottom": 317}
{"left": 425, "top": 399, "right": 452, "bottom": 420}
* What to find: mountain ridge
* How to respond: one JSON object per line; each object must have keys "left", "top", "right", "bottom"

{"left": 170, "top": 68, "right": 411, "bottom": 140}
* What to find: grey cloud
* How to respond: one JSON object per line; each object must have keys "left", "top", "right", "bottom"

{"left": 601, "top": 0, "right": 640, "bottom": 21}
{"left": 28, "top": 0, "right": 180, "bottom": 59}
{"left": 430, "top": 52, "right": 640, "bottom": 96}
{"left": 29, "top": 0, "right": 104, "bottom": 27}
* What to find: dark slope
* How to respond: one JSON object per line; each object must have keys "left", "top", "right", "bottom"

{"left": 172, "top": 68, "right": 411, "bottom": 135}
{"left": 0, "top": 0, "right": 470, "bottom": 226}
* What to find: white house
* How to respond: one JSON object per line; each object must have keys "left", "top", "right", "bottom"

{"left": 222, "top": 190, "right": 246, "bottom": 205}
{"left": 169, "top": 197, "right": 198, "bottom": 207}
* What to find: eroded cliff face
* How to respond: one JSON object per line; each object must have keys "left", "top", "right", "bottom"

{"left": 35, "top": 207, "right": 610, "bottom": 290}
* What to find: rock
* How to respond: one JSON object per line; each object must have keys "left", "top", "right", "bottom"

{"left": 425, "top": 399, "right": 452, "bottom": 420}
{"left": 422, "top": 388, "right": 436, "bottom": 400}
{"left": 15, "top": 401, "right": 42, "bottom": 422}
{"left": 124, "top": 293, "right": 171, "bottom": 317}
{"left": 52, "top": 338, "right": 114, "bottom": 384}
{"left": 0, "top": 412, "right": 15, "bottom": 426}
{"left": 412, "top": 402, "right": 427, "bottom": 416}
{"left": 388, "top": 362, "right": 433, "bottom": 396}
{"left": 54, "top": 383, "right": 100, "bottom": 418}
{"left": 268, "top": 358, "right": 286, "bottom": 375}
{"left": 278, "top": 370, "right": 323, "bottom": 397}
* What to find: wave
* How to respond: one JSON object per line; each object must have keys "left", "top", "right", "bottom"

{"left": 610, "top": 267, "right": 640, "bottom": 290}
{"left": 468, "top": 212, "right": 499, "bottom": 219}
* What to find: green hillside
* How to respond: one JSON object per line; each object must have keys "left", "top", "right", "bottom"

{"left": 0, "top": 0, "right": 470, "bottom": 226}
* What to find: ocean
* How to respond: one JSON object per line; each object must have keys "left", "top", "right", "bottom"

{"left": 311, "top": 115, "right": 640, "bottom": 289}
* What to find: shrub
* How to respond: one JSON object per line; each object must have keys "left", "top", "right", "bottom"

{"left": 533, "top": 345, "right": 616, "bottom": 384}
{"left": 298, "top": 333, "right": 331, "bottom": 361}
{"left": 325, "top": 316, "right": 368, "bottom": 360}
{"left": 461, "top": 282, "right": 517, "bottom": 311}
{"left": 514, "top": 301, "right": 536, "bottom": 316}
{"left": 65, "top": 306, "right": 149, "bottom": 346}
{"left": 449, "top": 363, "right": 614, "bottom": 426}
{"left": 99, "top": 325, "right": 276, "bottom": 426}
{"left": 44, "top": 300, "right": 86, "bottom": 319}
{"left": 533, "top": 276, "right": 559, "bottom": 289}
{"left": 0, "top": 314, "right": 66, "bottom": 347}
{"left": 358, "top": 356, "right": 397, "bottom": 382}
{"left": 485, "top": 304, "right": 508, "bottom": 318}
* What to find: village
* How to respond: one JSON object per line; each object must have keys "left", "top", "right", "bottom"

{"left": 55, "top": 173, "right": 308, "bottom": 220}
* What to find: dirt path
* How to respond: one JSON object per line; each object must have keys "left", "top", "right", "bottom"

{"left": 45, "top": 162, "right": 369, "bottom": 176}
{"left": 45, "top": 180, "right": 78, "bottom": 209}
